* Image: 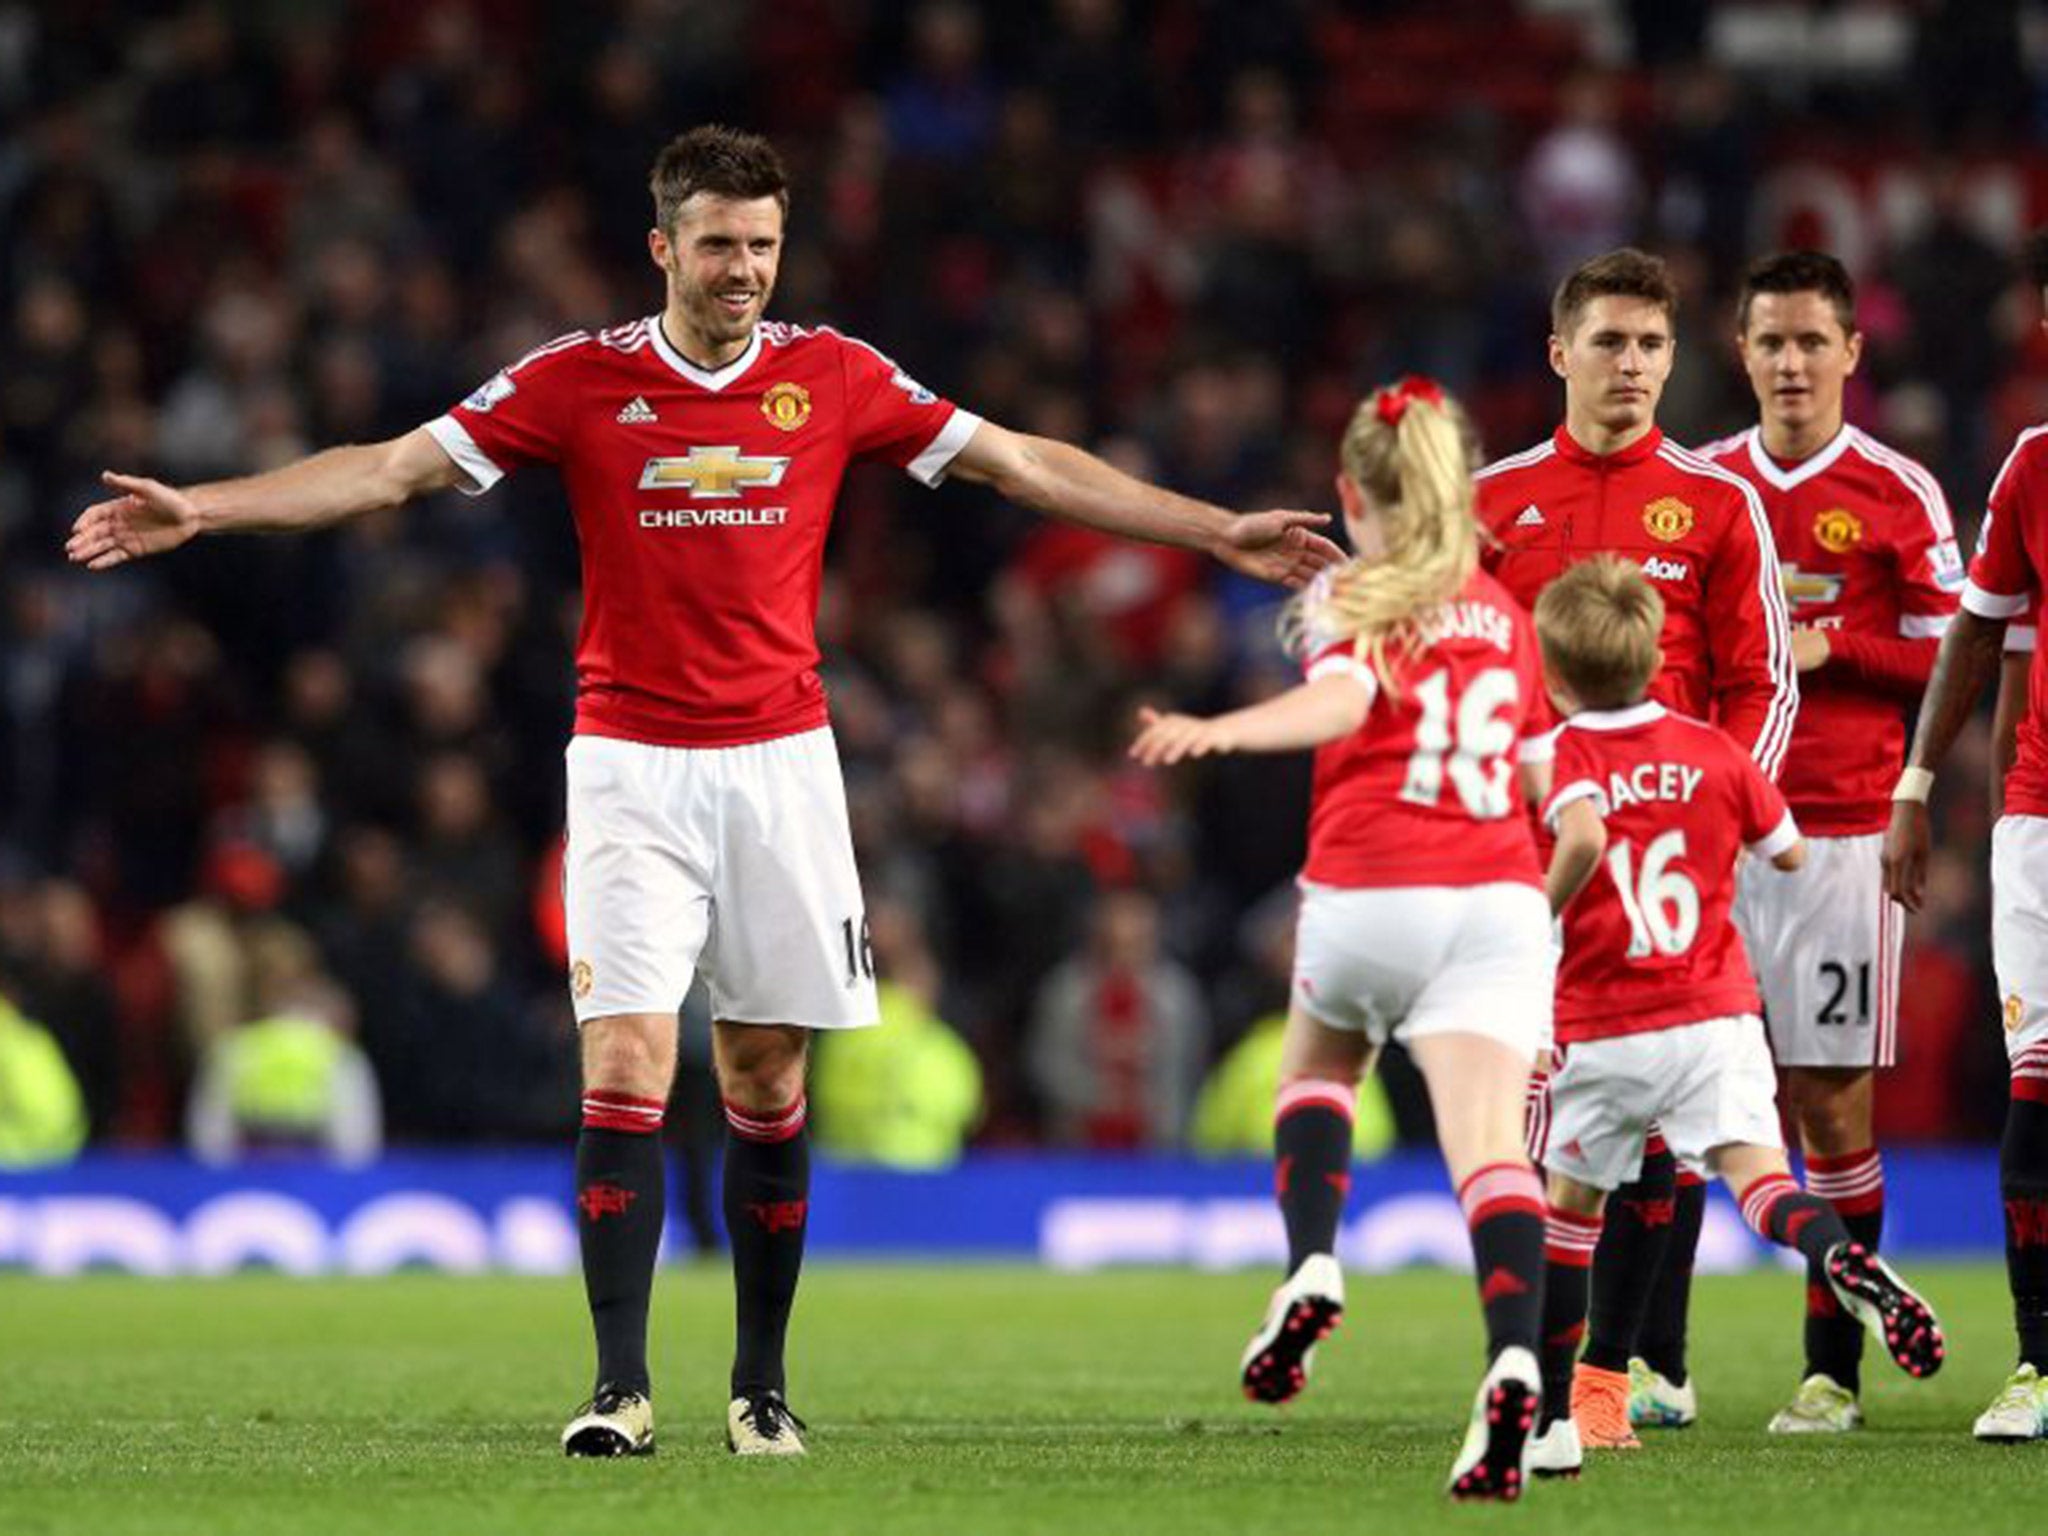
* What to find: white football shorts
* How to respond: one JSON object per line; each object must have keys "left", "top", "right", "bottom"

{"left": 1993, "top": 815, "right": 2048, "bottom": 1088}
{"left": 1291, "top": 881, "right": 1553, "bottom": 1059}
{"left": 1733, "top": 832, "right": 1902, "bottom": 1068}
{"left": 562, "top": 729, "right": 879, "bottom": 1029}
{"left": 1543, "top": 1014, "right": 1782, "bottom": 1191}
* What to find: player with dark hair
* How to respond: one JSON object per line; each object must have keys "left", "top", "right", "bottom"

{"left": 1527, "top": 556, "right": 1943, "bottom": 1479}
{"left": 66, "top": 124, "right": 1341, "bottom": 1459}
{"left": 1676, "top": 250, "right": 1962, "bottom": 1434}
{"left": 1132, "top": 376, "right": 1555, "bottom": 1501}
{"left": 1473, "top": 245, "right": 1797, "bottom": 1450}
{"left": 1885, "top": 225, "right": 2048, "bottom": 1442}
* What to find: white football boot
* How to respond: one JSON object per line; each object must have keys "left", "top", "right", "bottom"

{"left": 562, "top": 1386, "right": 655, "bottom": 1456}
{"left": 1447, "top": 1346, "right": 1541, "bottom": 1502}
{"left": 1627, "top": 1357, "right": 1698, "bottom": 1428}
{"left": 1974, "top": 1363, "right": 2048, "bottom": 1442}
{"left": 727, "top": 1391, "right": 807, "bottom": 1456}
{"left": 1240, "top": 1253, "right": 1345, "bottom": 1405}
{"left": 1766, "top": 1373, "right": 1862, "bottom": 1435}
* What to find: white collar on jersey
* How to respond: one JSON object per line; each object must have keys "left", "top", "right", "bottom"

{"left": 647, "top": 315, "right": 763, "bottom": 392}
{"left": 1741, "top": 422, "right": 1856, "bottom": 491}
{"left": 1566, "top": 701, "right": 1666, "bottom": 731}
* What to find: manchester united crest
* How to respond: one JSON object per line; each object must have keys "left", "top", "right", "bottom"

{"left": 2009, "top": 994, "right": 2027, "bottom": 1034}
{"left": 571, "top": 960, "right": 594, "bottom": 1000}
{"left": 761, "top": 382, "right": 812, "bottom": 432}
{"left": 1642, "top": 496, "right": 1695, "bottom": 543}
{"left": 1814, "top": 507, "right": 1864, "bottom": 554}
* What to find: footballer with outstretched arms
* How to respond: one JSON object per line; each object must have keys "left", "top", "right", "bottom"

{"left": 1472, "top": 246, "right": 1797, "bottom": 1442}
{"left": 1886, "top": 230, "right": 2048, "bottom": 1443}
{"left": 66, "top": 125, "right": 1343, "bottom": 1460}
{"left": 1525, "top": 558, "right": 1943, "bottom": 1479}
{"left": 1689, "top": 251, "right": 1963, "bottom": 1436}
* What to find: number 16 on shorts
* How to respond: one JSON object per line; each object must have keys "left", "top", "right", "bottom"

{"left": 841, "top": 914, "right": 873, "bottom": 989}
{"left": 1734, "top": 833, "right": 1900, "bottom": 1070}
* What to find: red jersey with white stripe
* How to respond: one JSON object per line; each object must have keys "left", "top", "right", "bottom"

{"left": 1542, "top": 703, "right": 1798, "bottom": 1042}
{"left": 1697, "top": 425, "right": 1961, "bottom": 834}
{"left": 1299, "top": 566, "right": 1547, "bottom": 890}
{"left": 1475, "top": 425, "right": 1798, "bottom": 779}
{"left": 427, "top": 318, "right": 979, "bottom": 747}
{"left": 2012, "top": 594, "right": 2040, "bottom": 659}
{"left": 1966, "top": 425, "right": 2048, "bottom": 817}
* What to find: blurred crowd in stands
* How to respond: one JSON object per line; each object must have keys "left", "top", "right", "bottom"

{"left": 0, "top": 0, "right": 2043, "bottom": 1158}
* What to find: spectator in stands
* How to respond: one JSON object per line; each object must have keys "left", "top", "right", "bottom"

{"left": 185, "top": 963, "right": 381, "bottom": 1165}
{"left": 1027, "top": 887, "right": 1207, "bottom": 1148}
{"left": 0, "top": 875, "right": 119, "bottom": 1140}
{"left": 812, "top": 898, "right": 983, "bottom": 1168}
{"left": 0, "top": 985, "right": 87, "bottom": 1167}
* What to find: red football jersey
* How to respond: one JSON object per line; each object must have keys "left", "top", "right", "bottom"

{"left": 1698, "top": 425, "right": 1960, "bottom": 834}
{"left": 1966, "top": 425, "right": 2048, "bottom": 816}
{"left": 1543, "top": 703, "right": 1798, "bottom": 1043}
{"left": 427, "top": 318, "right": 978, "bottom": 747}
{"left": 2013, "top": 594, "right": 2040, "bottom": 658}
{"left": 1475, "top": 425, "right": 1798, "bottom": 779}
{"left": 1299, "top": 567, "right": 1547, "bottom": 890}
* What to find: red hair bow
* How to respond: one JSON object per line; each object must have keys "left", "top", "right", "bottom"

{"left": 1375, "top": 374, "right": 1446, "bottom": 427}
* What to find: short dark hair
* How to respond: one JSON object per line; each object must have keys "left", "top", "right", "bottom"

{"left": 1738, "top": 250, "right": 1857, "bottom": 335}
{"left": 2024, "top": 227, "right": 2048, "bottom": 290}
{"left": 649, "top": 126, "right": 789, "bottom": 235}
{"left": 1551, "top": 248, "right": 1679, "bottom": 339}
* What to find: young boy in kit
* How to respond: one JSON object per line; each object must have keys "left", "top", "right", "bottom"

{"left": 1522, "top": 557, "right": 1943, "bottom": 1475}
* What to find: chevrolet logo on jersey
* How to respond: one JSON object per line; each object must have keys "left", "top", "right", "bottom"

{"left": 1780, "top": 564, "right": 1844, "bottom": 607}
{"left": 639, "top": 447, "right": 791, "bottom": 498}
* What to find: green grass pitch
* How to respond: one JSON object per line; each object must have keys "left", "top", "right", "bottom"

{"left": 0, "top": 1263, "right": 2037, "bottom": 1535}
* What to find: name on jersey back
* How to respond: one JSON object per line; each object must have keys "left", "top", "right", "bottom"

{"left": 1417, "top": 600, "right": 1514, "bottom": 653}
{"left": 1600, "top": 761, "right": 1705, "bottom": 809}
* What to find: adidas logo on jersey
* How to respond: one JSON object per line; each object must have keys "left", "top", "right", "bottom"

{"left": 1642, "top": 556, "right": 1689, "bottom": 583}
{"left": 1514, "top": 504, "right": 1545, "bottom": 528}
{"left": 617, "top": 396, "right": 657, "bottom": 424}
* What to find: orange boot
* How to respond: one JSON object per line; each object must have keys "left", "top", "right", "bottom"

{"left": 1571, "top": 1363, "right": 1643, "bottom": 1450}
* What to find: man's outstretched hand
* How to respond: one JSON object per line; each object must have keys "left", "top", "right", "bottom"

{"left": 67, "top": 472, "right": 202, "bottom": 570}
{"left": 1881, "top": 799, "right": 1931, "bottom": 914}
{"left": 1213, "top": 510, "right": 1345, "bottom": 588}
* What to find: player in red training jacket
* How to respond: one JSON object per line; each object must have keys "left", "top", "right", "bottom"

{"left": 1133, "top": 378, "right": 1554, "bottom": 1501}
{"left": 1474, "top": 247, "right": 1798, "bottom": 1424}
{"left": 1526, "top": 557, "right": 1943, "bottom": 1478}
{"left": 1668, "top": 252, "right": 1962, "bottom": 1436}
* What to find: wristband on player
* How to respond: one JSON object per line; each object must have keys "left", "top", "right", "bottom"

{"left": 1892, "top": 766, "right": 1935, "bottom": 804}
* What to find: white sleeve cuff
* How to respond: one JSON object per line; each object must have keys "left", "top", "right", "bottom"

{"left": 2009, "top": 625, "right": 2038, "bottom": 655}
{"left": 1518, "top": 725, "right": 1561, "bottom": 766}
{"left": 425, "top": 415, "right": 505, "bottom": 495}
{"left": 1899, "top": 612, "right": 1953, "bottom": 639}
{"left": 1749, "top": 810, "right": 1801, "bottom": 860}
{"left": 1306, "top": 655, "right": 1378, "bottom": 702}
{"left": 1963, "top": 579, "right": 2031, "bottom": 620}
{"left": 906, "top": 408, "right": 984, "bottom": 487}
{"left": 1542, "top": 779, "right": 1604, "bottom": 831}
